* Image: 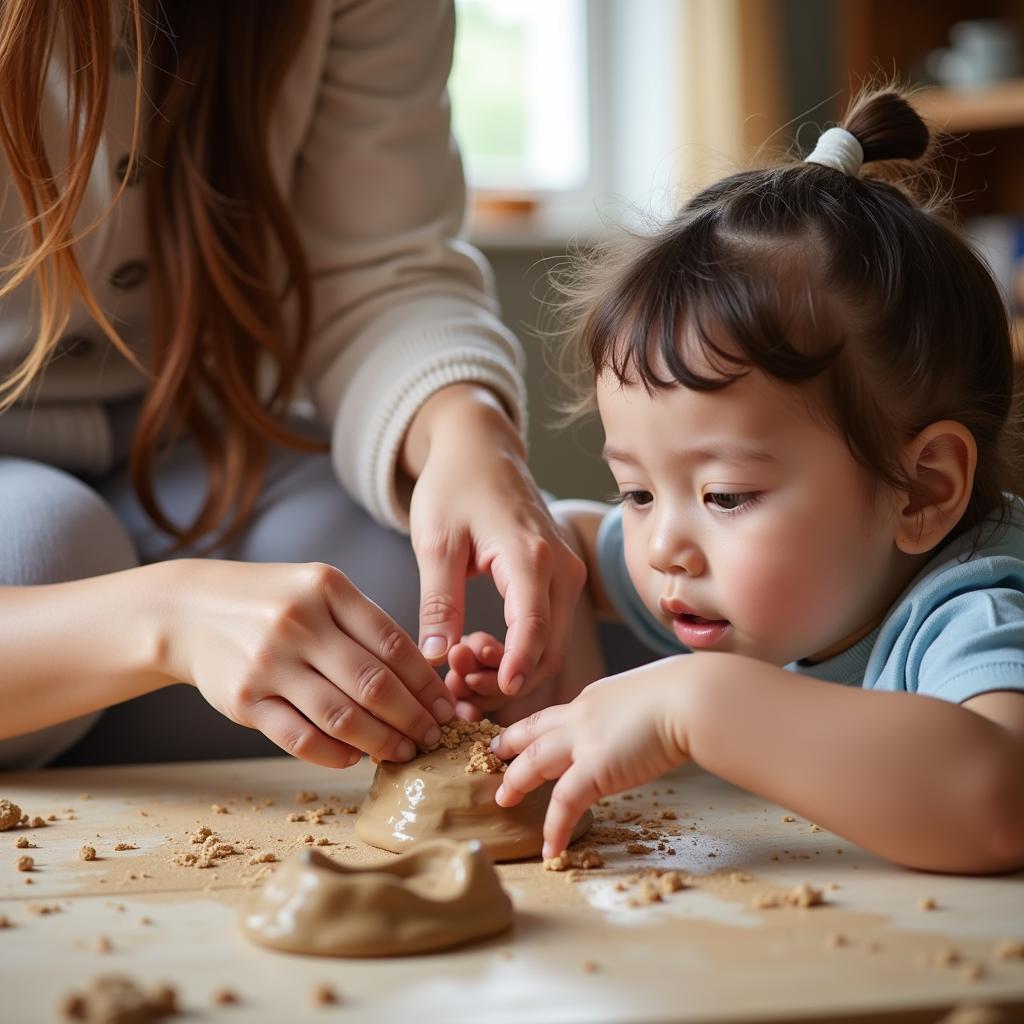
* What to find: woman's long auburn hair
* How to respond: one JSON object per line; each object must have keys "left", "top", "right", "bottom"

{"left": 0, "top": 0, "right": 323, "bottom": 549}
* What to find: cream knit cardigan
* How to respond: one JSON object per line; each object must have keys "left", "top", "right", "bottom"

{"left": 0, "top": 0, "right": 526, "bottom": 532}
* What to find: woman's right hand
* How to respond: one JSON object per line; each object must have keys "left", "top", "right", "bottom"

{"left": 159, "top": 559, "right": 455, "bottom": 768}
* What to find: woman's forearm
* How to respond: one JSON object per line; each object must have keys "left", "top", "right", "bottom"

{"left": 0, "top": 562, "right": 175, "bottom": 737}
{"left": 684, "top": 653, "right": 1024, "bottom": 874}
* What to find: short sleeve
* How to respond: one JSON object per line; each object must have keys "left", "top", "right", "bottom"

{"left": 595, "top": 506, "right": 686, "bottom": 657}
{"left": 915, "top": 588, "right": 1024, "bottom": 704}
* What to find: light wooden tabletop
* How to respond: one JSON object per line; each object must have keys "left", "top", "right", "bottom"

{"left": 1, "top": 756, "right": 1022, "bottom": 1023}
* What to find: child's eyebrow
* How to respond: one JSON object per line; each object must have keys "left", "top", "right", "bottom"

{"left": 601, "top": 443, "right": 780, "bottom": 466}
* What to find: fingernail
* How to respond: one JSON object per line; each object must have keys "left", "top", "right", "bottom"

{"left": 507, "top": 673, "right": 524, "bottom": 696}
{"left": 482, "top": 646, "right": 496, "bottom": 661}
{"left": 424, "top": 725, "right": 441, "bottom": 749}
{"left": 495, "top": 784, "right": 505, "bottom": 804}
{"left": 432, "top": 698, "right": 454, "bottom": 723}
{"left": 421, "top": 635, "right": 448, "bottom": 659}
{"left": 346, "top": 751, "right": 362, "bottom": 768}
{"left": 489, "top": 735, "right": 501, "bottom": 751}
{"left": 395, "top": 739, "right": 415, "bottom": 761}
{"left": 542, "top": 841, "right": 553, "bottom": 860}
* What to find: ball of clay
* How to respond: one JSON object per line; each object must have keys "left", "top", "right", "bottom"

{"left": 239, "top": 840, "right": 513, "bottom": 957}
{"left": 355, "top": 720, "right": 592, "bottom": 861}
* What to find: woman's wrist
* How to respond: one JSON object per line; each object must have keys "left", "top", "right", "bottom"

{"left": 400, "top": 383, "right": 524, "bottom": 481}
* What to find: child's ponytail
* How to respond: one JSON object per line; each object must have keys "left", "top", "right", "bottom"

{"left": 841, "top": 91, "right": 931, "bottom": 167}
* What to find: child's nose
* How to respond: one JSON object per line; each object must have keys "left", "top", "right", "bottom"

{"left": 649, "top": 519, "right": 705, "bottom": 576}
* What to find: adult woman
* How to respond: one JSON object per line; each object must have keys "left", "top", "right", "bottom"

{"left": 0, "top": 1, "right": 583, "bottom": 768}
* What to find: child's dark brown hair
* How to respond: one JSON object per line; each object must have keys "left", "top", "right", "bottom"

{"left": 556, "top": 86, "right": 1019, "bottom": 540}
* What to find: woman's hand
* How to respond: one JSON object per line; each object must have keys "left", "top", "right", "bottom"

{"left": 160, "top": 559, "right": 456, "bottom": 769}
{"left": 491, "top": 656, "right": 695, "bottom": 858}
{"left": 403, "top": 385, "right": 586, "bottom": 702}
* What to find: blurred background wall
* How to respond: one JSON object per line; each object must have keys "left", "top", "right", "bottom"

{"left": 449, "top": 0, "right": 1024, "bottom": 500}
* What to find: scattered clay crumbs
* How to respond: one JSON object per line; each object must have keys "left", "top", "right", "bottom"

{"left": 751, "top": 882, "right": 825, "bottom": 910}
{"left": 113, "top": 843, "right": 137, "bottom": 852}
{"left": 79, "top": 846, "right": 97, "bottom": 862}
{"left": 543, "top": 847, "right": 604, "bottom": 872}
{"left": 15, "top": 855, "right": 34, "bottom": 872}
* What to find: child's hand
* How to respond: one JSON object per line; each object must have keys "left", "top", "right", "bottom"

{"left": 491, "top": 658, "right": 693, "bottom": 858}
{"left": 444, "top": 632, "right": 506, "bottom": 721}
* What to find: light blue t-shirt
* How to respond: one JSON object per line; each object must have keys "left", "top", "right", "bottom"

{"left": 596, "top": 495, "right": 1024, "bottom": 703}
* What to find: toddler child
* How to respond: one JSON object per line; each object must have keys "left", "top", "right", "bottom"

{"left": 444, "top": 87, "right": 1024, "bottom": 874}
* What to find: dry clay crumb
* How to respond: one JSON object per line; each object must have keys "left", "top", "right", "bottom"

{"left": 0, "top": 914, "right": 11, "bottom": 928}
{"left": 212, "top": 987, "right": 239, "bottom": 1005}
{"left": 994, "top": 939, "right": 1024, "bottom": 960}
{"left": 919, "top": 896, "right": 938, "bottom": 911}
{"left": 113, "top": 843, "right": 137, "bottom": 852}
{"left": 312, "top": 984, "right": 341, "bottom": 1006}
{"left": 14, "top": 836, "right": 35, "bottom": 849}
{"left": 0, "top": 799, "right": 22, "bottom": 831}
{"left": 752, "top": 882, "right": 825, "bottom": 910}
{"left": 543, "top": 847, "right": 605, "bottom": 872}
{"left": 16, "top": 855, "right": 34, "bottom": 872}
{"left": 60, "top": 975, "right": 177, "bottom": 1023}
{"left": 295, "top": 790, "right": 318, "bottom": 804}
{"left": 80, "top": 846, "right": 97, "bottom": 862}
{"left": 249, "top": 852, "right": 278, "bottom": 866}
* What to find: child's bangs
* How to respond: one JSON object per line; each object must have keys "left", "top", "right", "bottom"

{"left": 589, "top": 220, "right": 842, "bottom": 395}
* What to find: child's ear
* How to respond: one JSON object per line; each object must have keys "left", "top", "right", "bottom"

{"left": 895, "top": 420, "right": 977, "bottom": 555}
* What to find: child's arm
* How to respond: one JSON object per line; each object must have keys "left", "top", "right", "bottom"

{"left": 493, "top": 652, "right": 1024, "bottom": 874}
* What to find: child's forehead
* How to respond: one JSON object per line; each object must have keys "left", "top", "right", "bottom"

{"left": 595, "top": 365, "right": 835, "bottom": 460}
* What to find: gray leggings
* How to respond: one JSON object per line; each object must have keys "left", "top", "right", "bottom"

{"left": 0, "top": 417, "right": 507, "bottom": 769}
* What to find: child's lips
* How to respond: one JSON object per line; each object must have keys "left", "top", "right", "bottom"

{"left": 670, "top": 613, "right": 731, "bottom": 648}
{"left": 660, "top": 598, "right": 731, "bottom": 647}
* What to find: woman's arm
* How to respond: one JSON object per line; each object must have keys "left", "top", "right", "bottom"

{"left": 0, "top": 565, "right": 172, "bottom": 737}
{"left": 0, "top": 558, "right": 458, "bottom": 768}
{"left": 685, "top": 654, "right": 1024, "bottom": 874}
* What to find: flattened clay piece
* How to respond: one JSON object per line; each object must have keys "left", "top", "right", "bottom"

{"left": 355, "top": 720, "right": 592, "bottom": 861}
{"left": 239, "top": 840, "right": 512, "bottom": 957}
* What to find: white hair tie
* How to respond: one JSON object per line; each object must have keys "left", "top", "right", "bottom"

{"left": 805, "top": 127, "right": 863, "bottom": 177}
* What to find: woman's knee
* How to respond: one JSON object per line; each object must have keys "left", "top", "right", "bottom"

{"left": 0, "top": 457, "right": 137, "bottom": 584}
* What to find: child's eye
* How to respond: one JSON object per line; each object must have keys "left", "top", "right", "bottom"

{"left": 705, "top": 491, "right": 759, "bottom": 513}
{"left": 611, "top": 490, "right": 653, "bottom": 508}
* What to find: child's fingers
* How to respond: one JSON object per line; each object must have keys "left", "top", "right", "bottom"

{"left": 541, "top": 763, "right": 602, "bottom": 859}
{"left": 491, "top": 705, "right": 565, "bottom": 760}
{"left": 465, "top": 670, "right": 501, "bottom": 695}
{"left": 461, "top": 631, "right": 505, "bottom": 668}
{"left": 494, "top": 727, "right": 571, "bottom": 808}
{"left": 444, "top": 668, "right": 476, "bottom": 702}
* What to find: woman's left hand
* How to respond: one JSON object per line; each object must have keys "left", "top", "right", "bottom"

{"left": 404, "top": 385, "right": 586, "bottom": 702}
{"left": 491, "top": 657, "right": 695, "bottom": 858}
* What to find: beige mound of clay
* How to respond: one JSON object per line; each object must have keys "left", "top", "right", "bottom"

{"left": 239, "top": 838, "right": 513, "bottom": 957}
{"left": 356, "top": 719, "right": 592, "bottom": 861}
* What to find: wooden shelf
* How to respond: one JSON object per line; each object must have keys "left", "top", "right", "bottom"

{"left": 915, "top": 79, "right": 1024, "bottom": 133}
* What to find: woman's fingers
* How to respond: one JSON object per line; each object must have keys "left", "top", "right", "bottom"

{"left": 308, "top": 633, "right": 444, "bottom": 758}
{"left": 282, "top": 669, "right": 421, "bottom": 762}
{"left": 320, "top": 569, "right": 455, "bottom": 726}
{"left": 542, "top": 764, "right": 602, "bottom": 859}
{"left": 245, "top": 695, "right": 361, "bottom": 769}
{"left": 412, "top": 530, "right": 471, "bottom": 666}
